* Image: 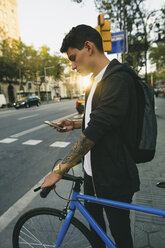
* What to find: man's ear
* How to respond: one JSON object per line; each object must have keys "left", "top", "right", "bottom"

{"left": 84, "top": 41, "right": 94, "bottom": 55}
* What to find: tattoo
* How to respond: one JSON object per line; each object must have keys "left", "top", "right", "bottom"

{"left": 61, "top": 133, "right": 95, "bottom": 166}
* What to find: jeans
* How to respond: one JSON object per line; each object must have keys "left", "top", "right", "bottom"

{"left": 84, "top": 172, "right": 134, "bottom": 248}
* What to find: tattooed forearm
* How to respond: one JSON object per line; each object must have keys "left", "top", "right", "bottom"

{"left": 61, "top": 133, "right": 95, "bottom": 167}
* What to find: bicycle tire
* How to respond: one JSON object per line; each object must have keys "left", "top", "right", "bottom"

{"left": 12, "top": 207, "right": 95, "bottom": 248}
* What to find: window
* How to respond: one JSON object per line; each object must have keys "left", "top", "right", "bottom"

{"left": 28, "top": 83, "right": 32, "bottom": 89}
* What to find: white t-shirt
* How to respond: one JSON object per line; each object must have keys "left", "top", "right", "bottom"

{"left": 84, "top": 64, "right": 108, "bottom": 176}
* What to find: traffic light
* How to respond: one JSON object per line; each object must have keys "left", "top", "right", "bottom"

{"left": 95, "top": 14, "right": 112, "bottom": 52}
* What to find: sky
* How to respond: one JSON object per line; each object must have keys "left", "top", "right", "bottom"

{"left": 17, "top": 0, "right": 99, "bottom": 54}
{"left": 17, "top": 0, "right": 165, "bottom": 55}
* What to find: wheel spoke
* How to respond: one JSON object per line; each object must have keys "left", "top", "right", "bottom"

{"left": 20, "top": 226, "right": 42, "bottom": 244}
{"left": 13, "top": 208, "right": 93, "bottom": 248}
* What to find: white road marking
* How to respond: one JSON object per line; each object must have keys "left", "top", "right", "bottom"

{"left": 18, "top": 114, "right": 39, "bottom": 120}
{"left": 50, "top": 141, "right": 70, "bottom": 148}
{"left": 10, "top": 124, "right": 45, "bottom": 138}
{"left": 10, "top": 112, "right": 76, "bottom": 138}
{"left": 0, "top": 112, "right": 78, "bottom": 233}
{"left": 22, "top": 139, "right": 42, "bottom": 145}
{"left": 0, "top": 174, "right": 49, "bottom": 233}
{"left": 0, "top": 138, "right": 18, "bottom": 143}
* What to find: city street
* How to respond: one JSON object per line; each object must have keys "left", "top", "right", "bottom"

{"left": 0, "top": 0, "right": 164, "bottom": 247}
{"left": 0, "top": 97, "right": 165, "bottom": 247}
{"left": 0, "top": 100, "right": 80, "bottom": 215}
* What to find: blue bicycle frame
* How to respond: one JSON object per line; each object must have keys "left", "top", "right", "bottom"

{"left": 54, "top": 189, "right": 165, "bottom": 248}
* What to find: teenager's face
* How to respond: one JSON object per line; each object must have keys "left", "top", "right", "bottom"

{"left": 67, "top": 46, "right": 92, "bottom": 76}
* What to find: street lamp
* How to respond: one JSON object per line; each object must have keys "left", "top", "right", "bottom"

{"left": 44, "top": 66, "right": 55, "bottom": 103}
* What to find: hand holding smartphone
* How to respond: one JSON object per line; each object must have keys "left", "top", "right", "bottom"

{"left": 44, "top": 121, "right": 66, "bottom": 131}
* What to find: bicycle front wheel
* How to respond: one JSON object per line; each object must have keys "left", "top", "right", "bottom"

{"left": 13, "top": 207, "right": 95, "bottom": 248}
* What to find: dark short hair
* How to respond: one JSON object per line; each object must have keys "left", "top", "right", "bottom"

{"left": 60, "top": 24, "right": 104, "bottom": 53}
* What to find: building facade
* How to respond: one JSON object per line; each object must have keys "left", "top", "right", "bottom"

{"left": 0, "top": 72, "right": 84, "bottom": 104}
{"left": 0, "top": 0, "right": 20, "bottom": 41}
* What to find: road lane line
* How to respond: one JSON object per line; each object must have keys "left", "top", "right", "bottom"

{"left": 18, "top": 114, "right": 39, "bottom": 120}
{"left": 10, "top": 124, "right": 45, "bottom": 138}
{"left": 0, "top": 174, "right": 49, "bottom": 233}
{"left": 10, "top": 112, "right": 77, "bottom": 138}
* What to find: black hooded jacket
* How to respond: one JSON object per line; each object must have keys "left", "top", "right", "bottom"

{"left": 82, "top": 59, "right": 140, "bottom": 196}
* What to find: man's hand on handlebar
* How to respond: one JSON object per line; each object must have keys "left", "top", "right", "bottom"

{"left": 41, "top": 171, "right": 62, "bottom": 189}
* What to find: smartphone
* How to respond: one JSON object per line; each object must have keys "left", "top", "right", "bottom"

{"left": 44, "top": 121, "right": 66, "bottom": 131}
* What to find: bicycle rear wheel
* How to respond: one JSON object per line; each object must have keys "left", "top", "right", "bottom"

{"left": 13, "top": 207, "right": 95, "bottom": 248}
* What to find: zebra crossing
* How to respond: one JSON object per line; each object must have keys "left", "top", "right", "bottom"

{"left": 0, "top": 137, "right": 71, "bottom": 148}
{"left": 0, "top": 112, "right": 81, "bottom": 148}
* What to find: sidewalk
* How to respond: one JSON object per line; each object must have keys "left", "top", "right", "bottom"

{"left": 132, "top": 97, "right": 165, "bottom": 248}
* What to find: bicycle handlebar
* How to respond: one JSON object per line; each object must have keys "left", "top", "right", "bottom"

{"left": 40, "top": 185, "right": 55, "bottom": 198}
{"left": 34, "top": 173, "right": 84, "bottom": 198}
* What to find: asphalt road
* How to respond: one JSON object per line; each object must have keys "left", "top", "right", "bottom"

{"left": 0, "top": 100, "right": 80, "bottom": 217}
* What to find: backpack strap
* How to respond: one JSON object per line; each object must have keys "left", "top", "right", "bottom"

{"left": 107, "top": 62, "right": 140, "bottom": 82}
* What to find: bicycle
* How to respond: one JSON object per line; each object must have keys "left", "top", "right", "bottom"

{"left": 13, "top": 173, "right": 165, "bottom": 248}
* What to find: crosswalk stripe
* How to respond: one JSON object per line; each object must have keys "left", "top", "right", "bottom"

{"left": 0, "top": 138, "right": 18, "bottom": 143}
{"left": 0, "top": 139, "right": 71, "bottom": 147}
{"left": 50, "top": 141, "right": 71, "bottom": 148}
{"left": 22, "top": 139, "right": 42, "bottom": 145}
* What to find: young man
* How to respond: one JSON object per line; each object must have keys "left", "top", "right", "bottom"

{"left": 41, "top": 24, "right": 140, "bottom": 248}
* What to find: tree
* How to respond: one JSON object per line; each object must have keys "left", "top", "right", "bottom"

{"left": 149, "top": 7, "right": 165, "bottom": 80}
{"left": 0, "top": 39, "right": 19, "bottom": 82}
{"left": 71, "top": 0, "right": 156, "bottom": 74}
{"left": 0, "top": 39, "right": 68, "bottom": 90}
{"left": 0, "top": 39, "right": 38, "bottom": 84}
{"left": 149, "top": 45, "right": 165, "bottom": 69}
{"left": 37, "top": 46, "right": 67, "bottom": 81}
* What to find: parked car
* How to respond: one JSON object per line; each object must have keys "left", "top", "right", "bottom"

{"left": 13, "top": 95, "right": 41, "bottom": 109}
{"left": 76, "top": 95, "right": 85, "bottom": 114}
{"left": 0, "top": 94, "right": 7, "bottom": 108}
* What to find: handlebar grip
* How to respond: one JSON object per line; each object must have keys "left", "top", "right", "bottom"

{"left": 40, "top": 185, "right": 55, "bottom": 198}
